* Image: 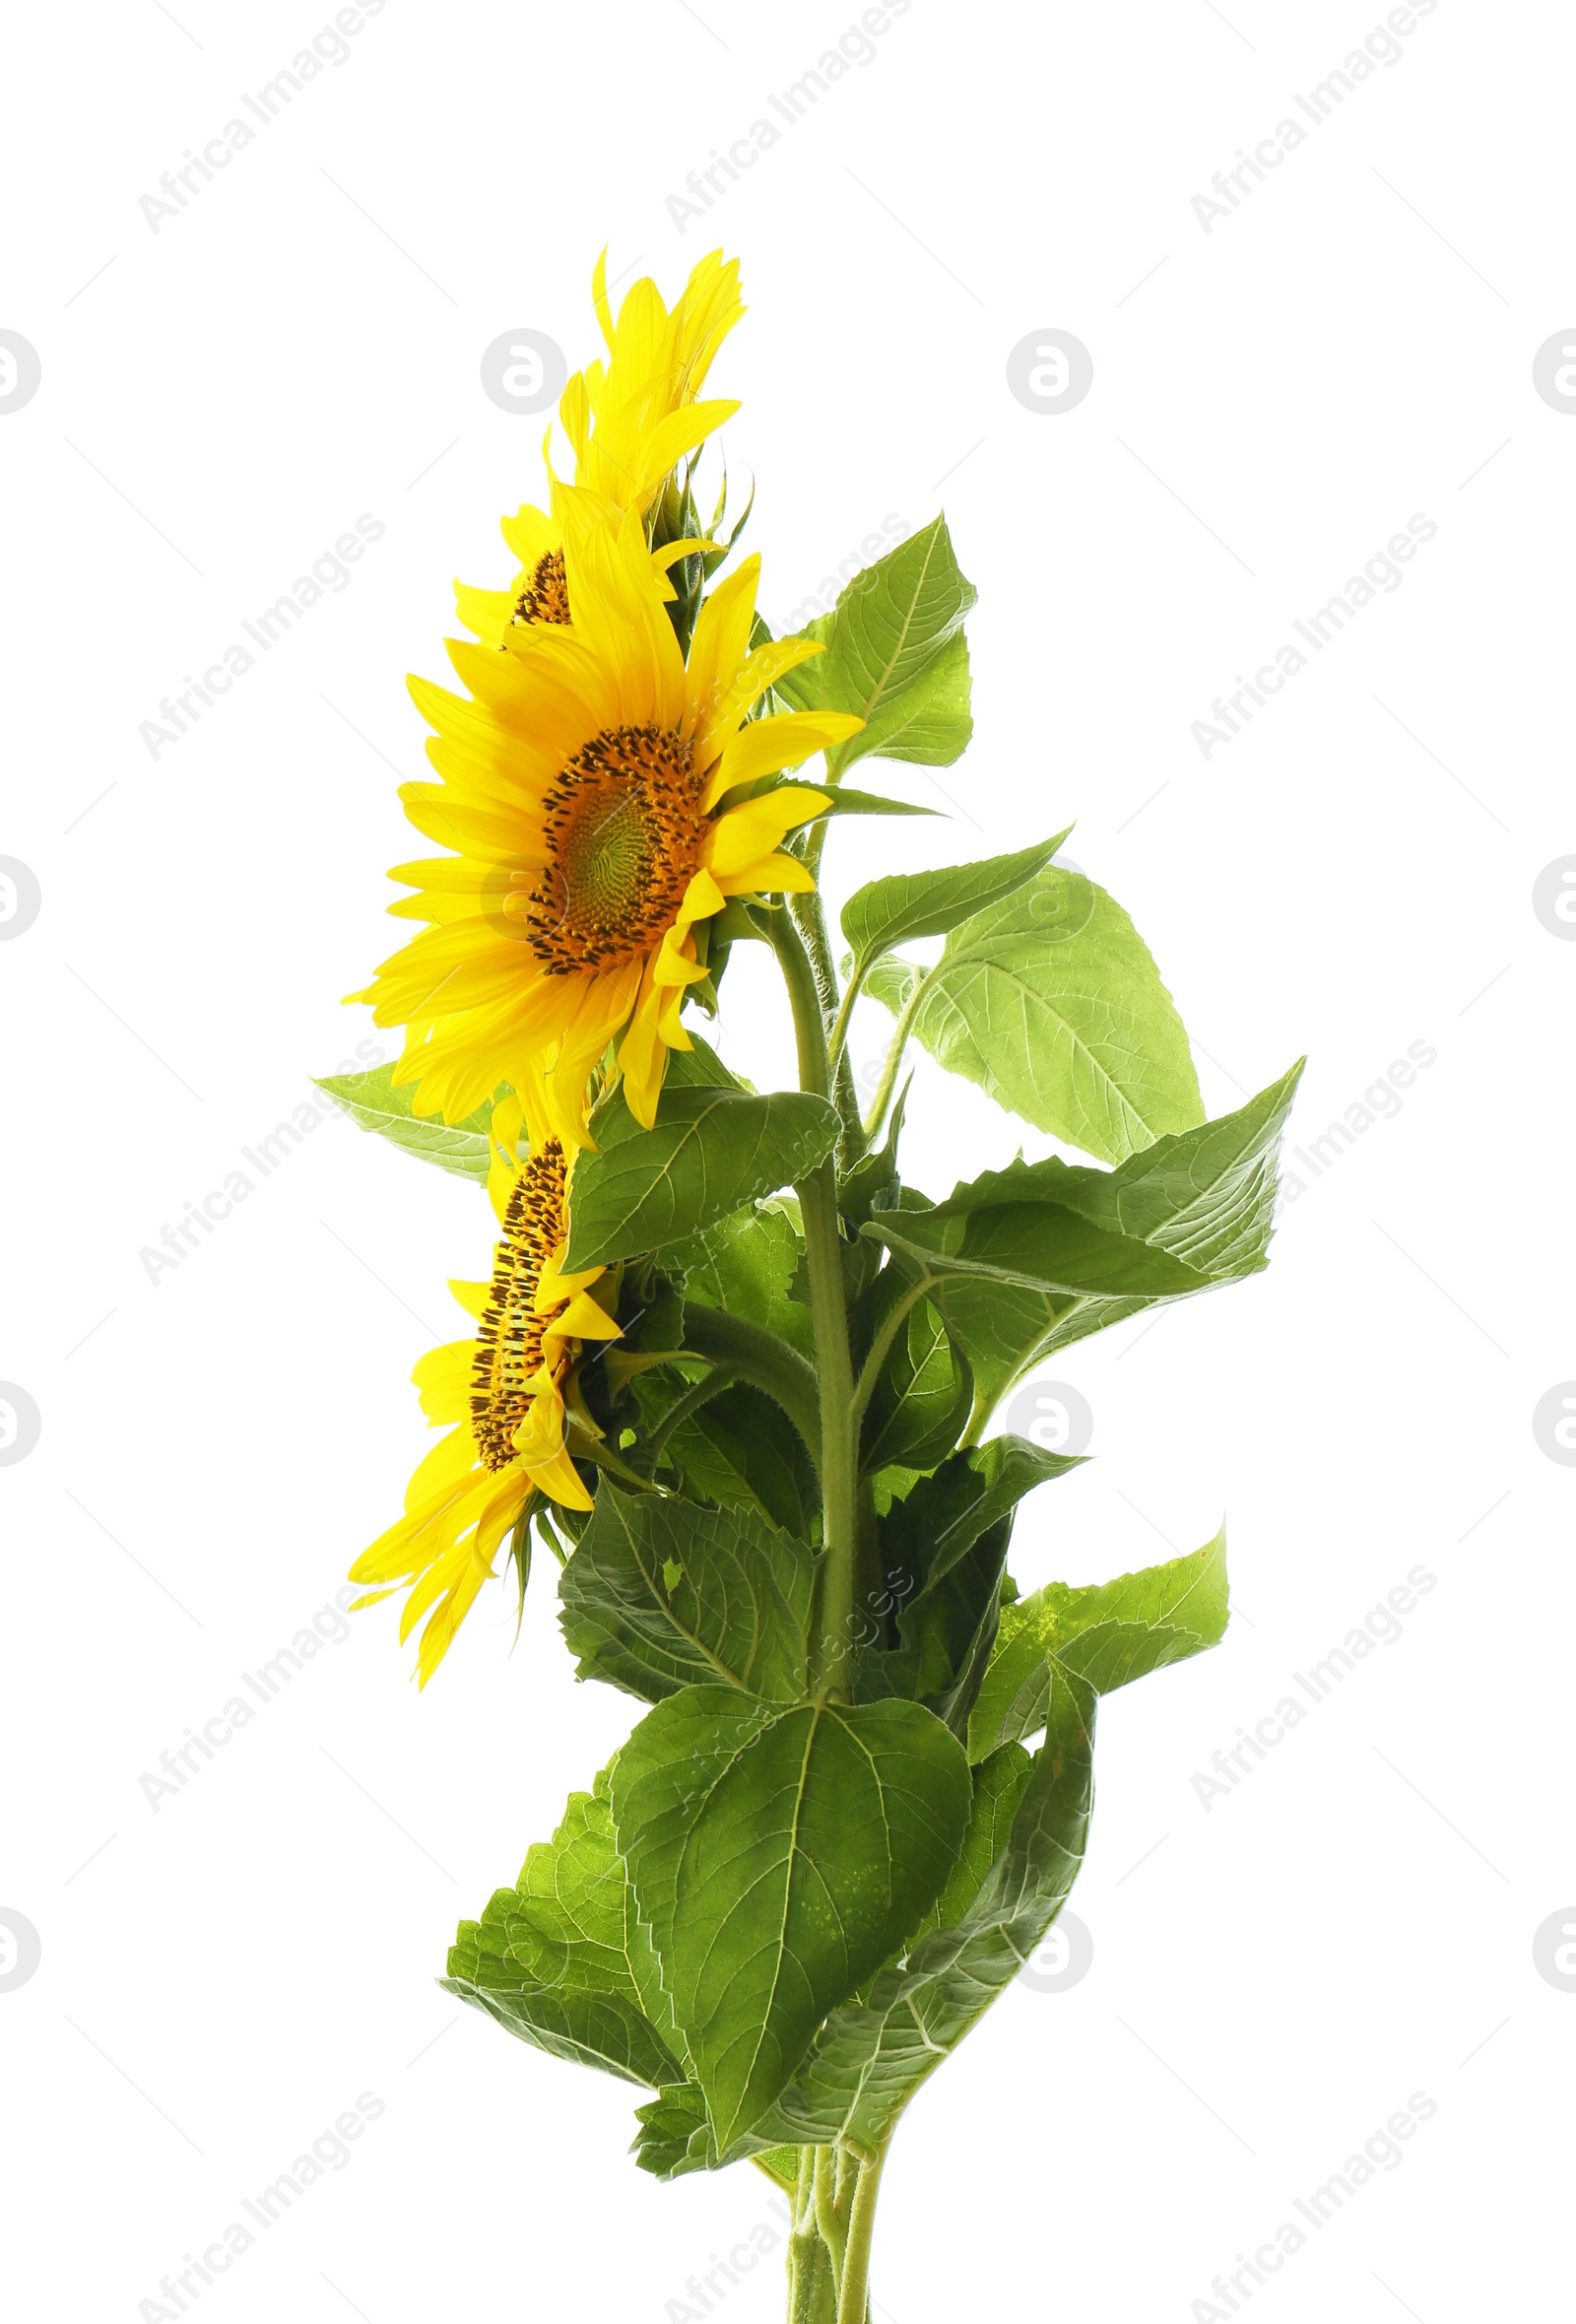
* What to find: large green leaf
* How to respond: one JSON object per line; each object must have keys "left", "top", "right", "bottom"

{"left": 867, "top": 1190, "right": 1214, "bottom": 1300}
{"left": 858, "top": 1295, "right": 973, "bottom": 1479}
{"left": 558, "top": 1485, "right": 819, "bottom": 1704}
{"left": 666, "top": 1382, "right": 821, "bottom": 1538}
{"left": 868, "top": 867, "right": 1204, "bottom": 1162}
{"left": 755, "top": 1667, "right": 1095, "bottom": 2151}
{"left": 316, "top": 1062, "right": 493, "bottom": 1183}
{"left": 841, "top": 831, "right": 1071, "bottom": 983}
{"left": 661, "top": 1031, "right": 747, "bottom": 1092}
{"left": 669, "top": 1200, "right": 815, "bottom": 1366}
{"left": 773, "top": 515, "right": 976, "bottom": 775}
{"left": 852, "top": 1437, "right": 1082, "bottom": 1733}
{"left": 441, "top": 1770, "right": 679, "bottom": 2089}
{"left": 610, "top": 1691, "right": 971, "bottom": 2152}
{"left": 869, "top": 1064, "right": 1302, "bottom": 1413}
{"left": 565, "top": 1086, "right": 839, "bottom": 1269}
{"left": 969, "top": 1526, "right": 1229, "bottom": 1760}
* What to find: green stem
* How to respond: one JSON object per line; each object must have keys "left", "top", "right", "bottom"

{"left": 813, "top": 2145, "right": 847, "bottom": 2284}
{"left": 861, "top": 960, "right": 941, "bottom": 1146}
{"left": 825, "top": 960, "right": 867, "bottom": 1080}
{"left": 790, "top": 886, "right": 865, "bottom": 1162}
{"left": 848, "top": 1271, "right": 935, "bottom": 1432}
{"left": 680, "top": 1304, "right": 824, "bottom": 1470}
{"left": 789, "top": 2149, "right": 839, "bottom": 2324}
{"left": 835, "top": 2143, "right": 889, "bottom": 2324}
{"left": 638, "top": 1360, "right": 740, "bottom": 1473}
{"left": 764, "top": 909, "right": 860, "bottom": 1696}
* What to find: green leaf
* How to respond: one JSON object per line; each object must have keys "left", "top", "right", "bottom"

{"left": 773, "top": 514, "right": 976, "bottom": 776}
{"left": 669, "top": 1200, "right": 816, "bottom": 1366}
{"left": 853, "top": 1437, "right": 1080, "bottom": 1734}
{"left": 867, "top": 1187, "right": 1214, "bottom": 1300}
{"left": 565, "top": 1085, "right": 840, "bottom": 1270}
{"left": 812, "top": 786, "right": 941, "bottom": 819}
{"left": 630, "top": 2080, "right": 794, "bottom": 2182}
{"left": 558, "top": 1484, "right": 820, "bottom": 1704}
{"left": 660, "top": 1032, "right": 747, "bottom": 1092}
{"left": 755, "top": 1666, "right": 1095, "bottom": 2151}
{"left": 610, "top": 1691, "right": 972, "bottom": 2152}
{"left": 869, "top": 867, "right": 1204, "bottom": 1162}
{"left": 841, "top": 831, "right": 1072, "bottom": 981}
{"left": 859, "top": 1295, "right": 973, "bottom": 1479}
{"left": 969, "top": 1525, "right": 1229, "bottom": 1760}
{"left": 315, "top": 1062, "right": 494, "bottom": 1183}
{"left": 919, "top": 1742, "right": 1036, "bottom": 1933}
{"left": 878, "top": 1064, "right": 1302, "bottom": 1412}
{"left": 441, "top": 1769, "right": 680, "bottom": 2089}
{"left": 669, "top": 1382, "right": 821, "bottom": 1538}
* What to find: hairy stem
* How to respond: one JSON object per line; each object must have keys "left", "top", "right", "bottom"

{"left": 765, "top": 909, "right": 860, "bottom": 1696}
{"left": 861, "top": 960, "right": 941, "bottom": 1146}
{"left": 789, "top": 2149, "right": 839, "bottom": 2324}
{"left": 681, "top": 1305, "right": 824, "bottom": 1468}
{"left": 638, "top": 1360, "right": 740, "bottom": 1473}
{"left": 825, "top": 960, "right": 867, "bottom": 1081}
{"left": 813, "top": 2145, "right": 847, "bottom": 2284}
{"left": 835, "top": 2144, "right": 888, "bottom": 2324}
{"left": 848, "top": 1271, "right": 935, "bottom": 1431}
{"left": 790, "top": 886, "right": 865, "bottom": 1162}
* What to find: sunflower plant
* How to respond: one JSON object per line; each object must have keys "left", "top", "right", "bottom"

{"left": 322, "top": 251, "right": 1300, "bottom": 2323}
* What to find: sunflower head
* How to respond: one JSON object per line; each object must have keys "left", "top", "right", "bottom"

{"left": 348, "top": 1118, "right": 619, "bottom": 1686}
{"left": 359, "top": 487, "right": 862, "bottom": 1144}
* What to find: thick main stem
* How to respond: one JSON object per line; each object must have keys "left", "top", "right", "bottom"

{"left": 765, "top": 909, "right": 861, "bottom": 1698}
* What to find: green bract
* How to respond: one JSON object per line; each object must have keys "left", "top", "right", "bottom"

{"left": 338, "top": 511, "right": 1297, "bottom": 2324}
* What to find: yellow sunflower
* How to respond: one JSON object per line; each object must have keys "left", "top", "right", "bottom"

{"left": 349, "top": 1109, "right": 619, "bottom": 1686}
{"left": 563, "top": 244, "right": 745, "bottom": 515}
{"left": 357, "top": 487, "right": 863, "bottom": 1141}
{"left": 454, "top": 248, "right": 744, "bottom": 651}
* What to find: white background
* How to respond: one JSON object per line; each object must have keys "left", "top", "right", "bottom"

{"left": 3, "top": 2, "right": 1571, "bottom": 2318}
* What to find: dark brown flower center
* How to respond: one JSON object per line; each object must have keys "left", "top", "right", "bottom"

{"left": 517, "top": 725, "right": 708, "bottom": 974}
{"left": 509, "top": 549, "right": 570, "bottom": 630}
{"left": 470, "top": 1139, "right": 570, "bottom": 1472}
